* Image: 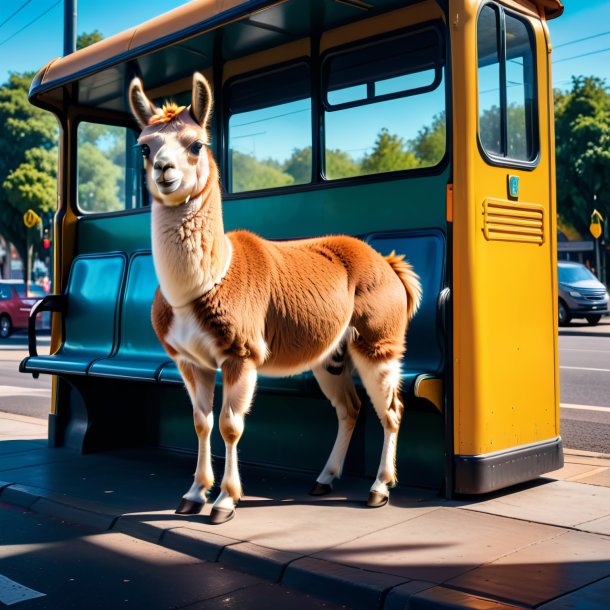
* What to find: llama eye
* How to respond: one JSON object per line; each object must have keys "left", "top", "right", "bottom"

{"left": 141, "top": 144, "right": 150, "bottom": 159}
{"left": 190, "top": 141, "right": 203, "bottom": 155}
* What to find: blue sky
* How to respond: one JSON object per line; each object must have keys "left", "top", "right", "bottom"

{"left": 1, "top": 1, "right": 608, "bottom": 87}
{"left": 0, "top": 0, "right": 608, "bottom": 164}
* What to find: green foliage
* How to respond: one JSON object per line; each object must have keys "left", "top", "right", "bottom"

{"left": 479, "top": 103, "right": 528, "bottom": 159}
{"left": 77, "top": 143, "right": 122, "bottom": 213}
{"left": 555, "top": 76, "right": 610, "bottom": 238}
{"left": 361, "top": 129, "right": 419, "bottom": 175}
{"left": 231, "top": 151, "right": 294, "bottom": 192}
{"left": 77, "top": 30, "right": 104, "bottom": 50}
{"left": 410, "top": 112, "right": 446, "bottom": 166}
{"left": 283, "top": 147, "right": 312, "bottom": 184}
{"left": 0, "top": 72, "right": 58, "bottom": 263}
{"left": 325, "top": 148, "right": 360, "bottom": 180}
{"left": 0, "top": 67, "right": 128, "bottom": 265}
{"left": 231, "top": 117, "right": 447, "bottom": 189}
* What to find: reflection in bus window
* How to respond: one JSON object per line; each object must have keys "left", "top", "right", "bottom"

{"left": 323, "top": 28, "right": 446, "bottom": 180}
{"left": 477, "top": 5, "right": 537, "bottom": 162}
{"left": 77, "top": 122, "right": 144, "bottom": 213}
{"left": 477, "top": 4, "right": 502, "bottom": 155}
{"left": 227, "top": 64, "right": 312, "bottom": 193}
{"left": 505, "top": 13, "right": 535, "bottom": 160}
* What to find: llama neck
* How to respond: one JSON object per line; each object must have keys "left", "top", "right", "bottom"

{"left": 151, "top": 167, "right": 229, "bottom": 308}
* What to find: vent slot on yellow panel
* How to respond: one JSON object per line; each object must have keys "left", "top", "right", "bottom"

{"left": 483, "top": 199, "right": 544, "bottom": 244}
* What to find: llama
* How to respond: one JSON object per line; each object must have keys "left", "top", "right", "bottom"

{"left": 129, "top": 72, "right": 422, "bottom": 524}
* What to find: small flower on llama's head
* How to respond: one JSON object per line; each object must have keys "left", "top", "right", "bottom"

{"left": 148, "top": 102, "right": 186, "bottom": 125}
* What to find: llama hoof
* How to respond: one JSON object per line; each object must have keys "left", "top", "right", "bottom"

{"left": 209, "top": 506, "right": 235, "bottom": 524}
{"left": 310, "top": 482, "right": 333, "bottom": 496}
{"left": 367, "top": 491, "right": 389, "bottom": 508}
{"left": 175, "top": 498, "right": 204, "bottom": 515}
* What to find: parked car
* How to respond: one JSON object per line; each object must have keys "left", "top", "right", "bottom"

{"left": 558, "top": 262, "right": 610, "bottom": 326}
{"left": 0, "top": 281, "right": 47, "bottom": 338}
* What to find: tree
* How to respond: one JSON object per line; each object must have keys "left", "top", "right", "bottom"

{"left": 0, "top": 72, "right": 58, "bottom": 266}
{"left": 325, "top": 148, "right": 360, "bottom": 179}
{"left": 283, "top": 147, "right": 312, "bottom": 184}
{"left": 77, "top": 30, "right": 103, "bottom": 50}
{"left": 555, "top": 76, "right": 610, "bottom": 241}
{"left": 410, "top": 111, "right": 446, "bottom": 166}
{"left": 361, "top": 128, "right": 419, "bottom": 175}
{"left": 230, "top": 151, "right": 294, "bottom": 192}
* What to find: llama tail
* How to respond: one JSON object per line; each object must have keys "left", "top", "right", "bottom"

{"left": 384, "top": 251, "right": 422, "bottom": 322}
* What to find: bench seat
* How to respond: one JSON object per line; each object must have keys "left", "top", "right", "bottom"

{"left": 88, "top": 252, "right": 168, "bottom": 382}
{"left": 20, "top": 253, "right": 127, "bottom": 376}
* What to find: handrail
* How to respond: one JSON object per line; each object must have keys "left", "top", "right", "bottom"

{"left": 28, "top": 295, "right": 67, "bottom": 359}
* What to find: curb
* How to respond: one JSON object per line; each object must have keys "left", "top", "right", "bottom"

{"left": 0, "top": 481, "right": 530, "bottom": 610}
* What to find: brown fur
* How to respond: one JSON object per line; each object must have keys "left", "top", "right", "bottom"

{"left": 130, "top": 73, "right": 422, "bottom": 509}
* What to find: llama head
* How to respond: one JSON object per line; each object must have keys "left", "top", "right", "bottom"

{"left": 129, "top": 72, "right": 213, "bottom": 207}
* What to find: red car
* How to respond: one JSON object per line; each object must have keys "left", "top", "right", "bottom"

{"left": 0, "top": 281, "right": 47, "bottom": 338}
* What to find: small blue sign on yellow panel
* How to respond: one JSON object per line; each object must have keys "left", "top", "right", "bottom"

{"left": 508, "top": 175, "right": 520, "bottom": 199}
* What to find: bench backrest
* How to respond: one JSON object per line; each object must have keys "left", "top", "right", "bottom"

{"left": 367, "top": 230, "right": 444, "bottom": 375}
{"left": 118, "top": 252, "right": 166, "bottom": 359}
{"left": 61, "top": 253, "right": 126, "bottom": 358}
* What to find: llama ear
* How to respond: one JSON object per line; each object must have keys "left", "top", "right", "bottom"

{"left": 191, "top": 72, "right": 213, "bottom": 129}
{"left": 128, "top": 77, "right": 156, "bottom": 129}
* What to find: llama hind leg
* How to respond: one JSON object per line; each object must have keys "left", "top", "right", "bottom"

{"left": 311, "top": 363, "right": 361, "bottom": 495}
{"left": 176, "top": 362, "right": 216, "bottom": 515}
{"left": 210, "top": 360, "right": 257, "bottom": 524}
{"left": 351, "top": 352, "right": 404, "bottom": 507}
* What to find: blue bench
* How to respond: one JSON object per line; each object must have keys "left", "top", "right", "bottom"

{"left": 20, "top": 253, "right": 127, "bottom": 376}
{"left": 89, "top": 252, "right": 169, "bottom": 382}
{"left": 22, "top": 231, "right": 445, "bottom": 413}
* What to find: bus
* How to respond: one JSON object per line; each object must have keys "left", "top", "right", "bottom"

{"left": 22, "top": 0, "right": 564, "bottom": 497}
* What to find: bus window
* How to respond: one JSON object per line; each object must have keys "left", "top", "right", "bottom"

{"left": 322, "top": 27, "right": 446, "bottom": 180}
{"left": 477, "top": 4, "right": 537, "bottom": 164}
{"left": 227, "top": 63, "right": 312, "bottom": 194}
{"left": 77, "top": 122, "right": 145, "bottom": 213}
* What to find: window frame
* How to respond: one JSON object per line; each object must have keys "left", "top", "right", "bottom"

{"left": 222, "top": 58, "right": 314, "bottom": 196}
{"left": 319, "top": 20, "right": 448, "bottom": 184}
{"left": 73, "top": 113, "right": 149, "bottom": 217}
{"left": 476, "top": 2, "right": 540, "bottom": 170}
{"left": 321, "top": 24, "right": 445, "bottom": 113}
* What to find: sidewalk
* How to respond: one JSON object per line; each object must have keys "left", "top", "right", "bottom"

{"left": 2, "top": 412, "right": 610, "bottom": 610}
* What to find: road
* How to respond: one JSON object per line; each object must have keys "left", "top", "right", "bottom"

{"left": 558, "top": 318, "right": 610, "bottom": 454}
{"left": 1, "top": 322, "right": 609, "bottom": 453}
{"left": 0, "top": 503, "right": 335, "bottom": 610}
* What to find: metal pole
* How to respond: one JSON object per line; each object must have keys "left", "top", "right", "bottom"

{"left": 64, "top": 0, "right": 76, "bottom": 56}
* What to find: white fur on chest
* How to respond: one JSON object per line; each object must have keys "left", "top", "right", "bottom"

{"left": 165, "top": 306, "right": 224, "bottom": 371}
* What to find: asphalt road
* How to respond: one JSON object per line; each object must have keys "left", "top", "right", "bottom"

{"left": 0, "top": 503, "right": 336, "bottom": 610}
{"left": 0, "top": 322, "right": 609, "bottom": 453}
{"left": 559, "top": 317, "right": 610, "bottom": 454}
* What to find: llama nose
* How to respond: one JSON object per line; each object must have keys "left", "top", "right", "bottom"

{"left": 154, "top": 159, "right": 175, "bottom": 172}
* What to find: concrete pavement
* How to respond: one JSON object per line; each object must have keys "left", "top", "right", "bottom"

{"left": 1, "top": 412, "right": 610, "bottom": 609}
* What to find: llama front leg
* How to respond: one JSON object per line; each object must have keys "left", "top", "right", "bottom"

{"left": 310, "top": 365, "right": 361, "bottom": 495}
{"left": 176, "top": 362, "right": 216, "bottom": 515}
{"left": 210, "top": 360, "right": 257, "bottom": 524}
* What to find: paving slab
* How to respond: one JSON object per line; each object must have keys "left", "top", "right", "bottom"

{"left": 573, "top": 467, "right": 610, "bottom": 487}
{"left": 313, "top": 507, "right": 561, "bottom": 583}
{"left": 461, "top": 480, "right": 610, "bottom": 529}
{"left": 2, "top": 416, "right": 610, "bottom": 610}
{"left": 538, "top": 575, "right": 610, "bottom": 610}
{"left": 576, "top": 514, "right": 610, "bottom": 536}
{"left": 221, "top": 541, "right": 302, "bottom": 581}
{"left": 162, "top": 525, "right": 242, "bottom": 562}
{"left": 408, "top": 586, "right": 528, "bottom": 609}
{"left": 447, "top": 530, "right": 610, "bottom": 607}
{"left": 0, "top": 438, "right": 47, "bottom": 455}
{"left": 283, "top": 556, "right": 408, "bottom": 610}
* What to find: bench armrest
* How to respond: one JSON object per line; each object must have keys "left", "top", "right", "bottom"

{"left": 28, "top": 294, "right": 67, "bottom": 358}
